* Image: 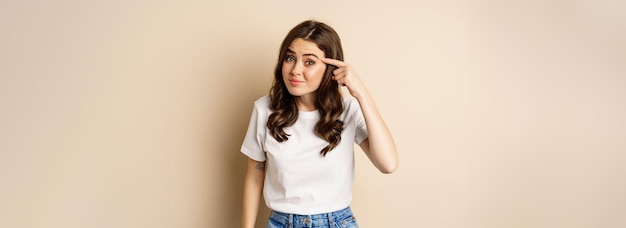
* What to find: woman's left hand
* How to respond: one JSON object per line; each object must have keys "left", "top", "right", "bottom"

{"left": 322, "top": 58, "right": 368, "bottom": 99}
{"left": 323, "top": 58, "right": 398, "bottom": 173}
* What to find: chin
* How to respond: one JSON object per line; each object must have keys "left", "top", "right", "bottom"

{"left": 285, "top": 88, "right": 303, "bottom": 97}
{"left": 287, "top": 91, "right": 304, "bottom": 97}
{"left": 285, "top": 85, "right": 316, "bottom": 97}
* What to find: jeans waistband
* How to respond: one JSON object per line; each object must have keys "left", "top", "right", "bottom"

{"left": 270, "top": 206, "right": 353, "bottom": 227}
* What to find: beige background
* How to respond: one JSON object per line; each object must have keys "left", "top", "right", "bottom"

{"left": 1, "top": 0, "right": 625, "bottom": 227}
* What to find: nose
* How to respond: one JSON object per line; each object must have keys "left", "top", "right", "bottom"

{"left": 290, "top": 60, "right": 304, "bottom": 76}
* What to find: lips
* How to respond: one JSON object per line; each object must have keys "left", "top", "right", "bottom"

{"left": 288, "top": 79, "right": 304, "bottom": 86}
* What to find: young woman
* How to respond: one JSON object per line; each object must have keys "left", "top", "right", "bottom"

{"left": 241, "top": 20, "right": 398, "bottom": 228}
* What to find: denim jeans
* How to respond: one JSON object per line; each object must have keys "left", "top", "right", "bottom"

{"left": 267, "top": 207, "right": 358, "bottom": 228}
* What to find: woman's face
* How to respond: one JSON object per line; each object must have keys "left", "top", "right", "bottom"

{"left": 282, "top": 38, "right": 327, "bottom": 99}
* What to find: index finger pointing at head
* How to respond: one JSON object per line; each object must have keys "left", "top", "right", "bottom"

{"left": 322, "top": 58, "right": 347, "bottom": 67}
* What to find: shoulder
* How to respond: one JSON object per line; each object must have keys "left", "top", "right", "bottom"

{"left": 253, "top": 95, "right": 271, "bottom": 108}
{"left": 252, "top": 95, "right": 272, "bottom": 116}
{"left": 342, "top": 96, "right": 361, "bottom": 112}
{"left": 341, "top": 96, "right": 363, "bottom": 119}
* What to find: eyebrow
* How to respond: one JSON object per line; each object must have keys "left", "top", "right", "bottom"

{"left": 287, "top": 47, "right": 320, "bottom": 59}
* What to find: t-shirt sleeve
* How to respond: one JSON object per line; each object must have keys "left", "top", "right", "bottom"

{"left": 353, "top": 99, "right": 369, "bottom": 145}
{"left": 240, "top": 103, "right": 267, "bottom": 162}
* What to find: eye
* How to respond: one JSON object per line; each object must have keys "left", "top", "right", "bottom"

{"left": 285, "top": 55, "right": 295, "bottom": 62}
{"left": 305, "top": 60, "right": 315, "bottom": 66}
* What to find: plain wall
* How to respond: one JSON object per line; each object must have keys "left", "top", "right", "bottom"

{"left": 1, "top": 0, "right": 625, "bottom": 227}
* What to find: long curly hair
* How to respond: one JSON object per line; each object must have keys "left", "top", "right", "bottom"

{"left": 267, "top": 20, "right": 345, "bottom": 156}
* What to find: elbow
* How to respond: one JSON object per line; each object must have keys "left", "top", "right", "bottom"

{"left": 378, "top": 160, "right": 398, "bottom": 174}
{"left": 380, "top": 166, "right": 397, "bottom": 174}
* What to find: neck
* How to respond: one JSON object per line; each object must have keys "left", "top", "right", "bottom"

{"left": 295, "top": 94, "right": 317, "bottom": 111}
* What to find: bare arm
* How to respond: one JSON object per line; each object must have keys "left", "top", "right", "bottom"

{"left": 242, "top": 158, "right": 266, "bottom": 228}
{"left": 356, "top": 93, "right": 399, "bottom": 174}
{"left": 322, "top": 58, "right": 399, "bottom": 173}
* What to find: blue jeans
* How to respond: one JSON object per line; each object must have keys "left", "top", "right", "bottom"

{"left": 267, "top": 207, "right": 358, "bottom": 228}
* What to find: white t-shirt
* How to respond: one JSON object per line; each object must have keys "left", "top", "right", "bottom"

{"left": 241, "top": 95, "right": 368, "bottom": 215}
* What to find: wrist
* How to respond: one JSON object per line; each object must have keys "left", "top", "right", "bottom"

{"left": 352, "top": 89, "right": 372, "bottom": 102}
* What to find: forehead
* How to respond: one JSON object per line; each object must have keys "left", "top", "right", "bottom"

{"left": 287, "top": 38, "right": 324, "bottom": 55}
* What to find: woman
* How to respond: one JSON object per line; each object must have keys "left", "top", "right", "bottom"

{"left": 241, "top": 20, "right": 398, "bottom": 228}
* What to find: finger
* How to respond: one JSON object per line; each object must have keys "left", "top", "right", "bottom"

{"left": 333, "top": 67, "right": 345, "bottom": 75}
{"left": 334, "top": 76, "right": 347, "bottom": 86}
{"left": 332, "top": 72, "right": 345, "bottom": 80}
{"left": 321, "top": 58, "right": 347, "bottom": 67}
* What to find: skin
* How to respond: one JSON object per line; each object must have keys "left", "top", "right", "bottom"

{"left": 282, "top": 38, "right": 327, "bottom": 111}
{"left": 242, "top": 38, "right": 398, "bottom": 228}
{"left": 242, "top": 159, "right": 265, "bottom": 228}
{"left": 322, "top": 57, "right": 399, "bottom": 174}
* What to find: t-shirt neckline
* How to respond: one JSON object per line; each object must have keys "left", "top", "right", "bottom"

{"left": 299, "top": 110, "right": 319, "bottom": 119}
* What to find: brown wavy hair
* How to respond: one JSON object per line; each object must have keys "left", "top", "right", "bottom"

{"left": 267, "top": 20, "right": 345, "bottom": 156}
